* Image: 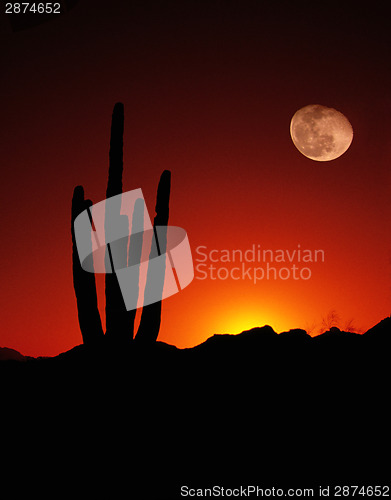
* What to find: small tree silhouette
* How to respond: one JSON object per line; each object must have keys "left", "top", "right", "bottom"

{"left": 71, "top": 102, "right": 171, "bottom": 348}
{"left": 320, "top": 309, "right": 340, "bottom": 333}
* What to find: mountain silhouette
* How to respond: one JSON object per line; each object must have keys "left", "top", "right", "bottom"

{"left": 2, "top": 316, "right": 390, "bottom": 367}
{"left": 2, "top": 319, "right": 389, "bottom": 498}
{"left": 0, "top": 347, "right": 31, "bottom": 361}
{"left": 364, "top": 315, "right": 391, "bottom": 341}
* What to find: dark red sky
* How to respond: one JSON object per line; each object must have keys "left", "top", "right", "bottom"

{"left": 1, "top": 0, "right": 391, "bottom": 356}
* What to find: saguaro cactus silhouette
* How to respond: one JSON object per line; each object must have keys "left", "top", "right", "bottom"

{"left": 104, "top": 102, "right": 134, "bottom": 343}
{"left": 71, "top": 186, "right": 105, "bottom": 346}
{"left": 71, "top": 102, "right": 171, "bottom": 347}
{"left": 136, "top": 169, "right": 171, "bottom": 344}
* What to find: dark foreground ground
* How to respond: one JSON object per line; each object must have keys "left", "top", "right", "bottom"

{"left": 2, "top": 320, "right": 390, "bottom": 498}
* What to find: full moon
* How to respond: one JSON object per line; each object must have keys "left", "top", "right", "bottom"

{"left": 290, "top": 104, "right": 353, "bottom": 161}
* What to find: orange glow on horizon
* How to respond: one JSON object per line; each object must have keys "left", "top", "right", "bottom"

{"left": 1, "top": 2, "right": 391, "bottom": 357}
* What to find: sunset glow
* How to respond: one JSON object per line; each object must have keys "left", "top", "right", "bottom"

{"left": 1, "top": 2, "right": 391, "bottom": 356}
